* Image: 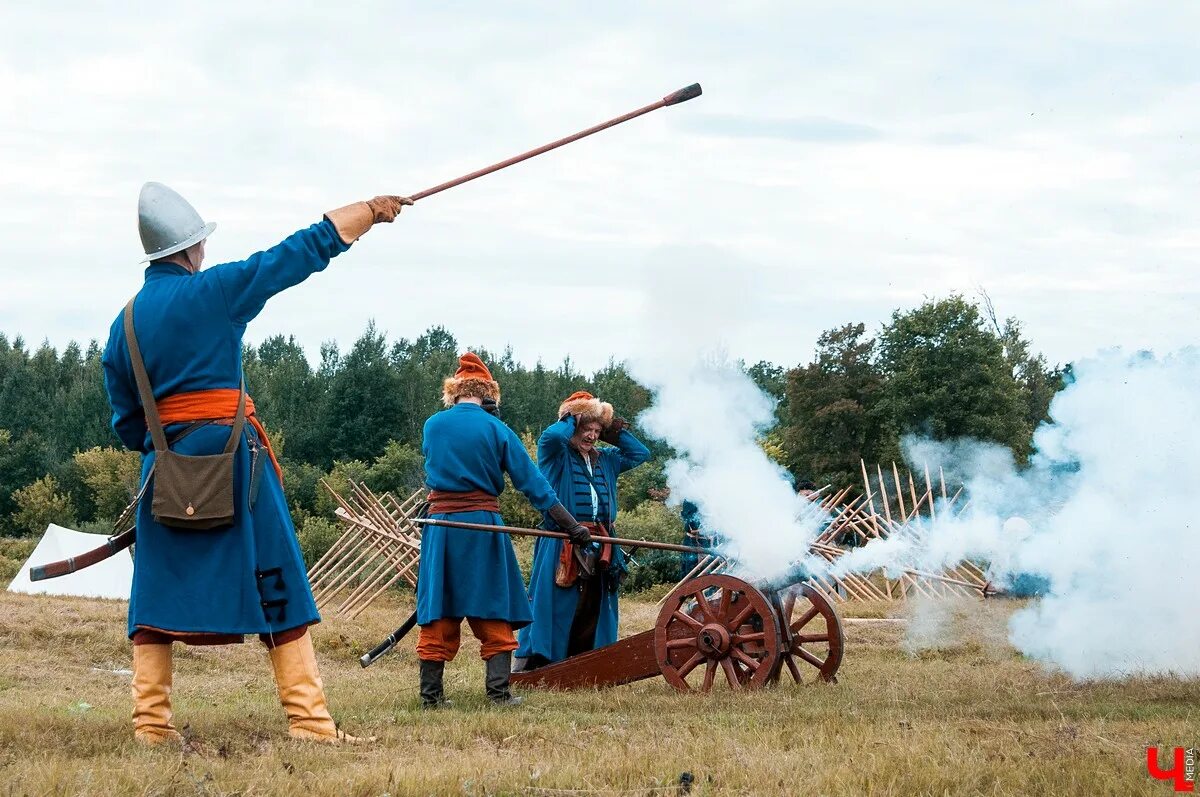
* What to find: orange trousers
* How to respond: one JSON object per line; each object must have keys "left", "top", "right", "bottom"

{"left": 416, "top": 617, "right": 517, "bottom": 662}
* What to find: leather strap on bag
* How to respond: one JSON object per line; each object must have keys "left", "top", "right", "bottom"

{"left": 123, "top": 298, "right": 246, "bottom": 452}
{"left": 123, "top": 298, "right": 244, "bottom": 530}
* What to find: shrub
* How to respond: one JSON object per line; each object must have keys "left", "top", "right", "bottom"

{"left": 0, "top": 537, "right": 38, "bottom": 585}
{"left": 620, "top": 549, "right": 680, "bottom": 594}
{"left": 72, "top": 447, "right": 141, "bottom": 520}
{"left": 615, "top": 500, "right": 681, "bottom": 543}
{"left": 615, "top": 501, "right": 685, "bottom": 593}
{"left": 366, "top": 440, "right": 425, "bottom": 498}
{"left": 12, "top": 475, "right": 77, "bottom": 536}
{"left": 296, "top": 514, "right": 341, "bottom": 567}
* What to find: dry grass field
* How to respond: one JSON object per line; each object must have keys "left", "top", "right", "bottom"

{"left": 0, "top": 588, "right": 1195, "bottom": 796}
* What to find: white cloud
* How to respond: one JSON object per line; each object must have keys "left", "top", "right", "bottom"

{"left": 0, "top": 1, "right": 1197, "bottom": 372}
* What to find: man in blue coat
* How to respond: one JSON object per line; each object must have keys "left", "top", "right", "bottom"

{"left": 417, "top": 353, "right": 591, "bottom": 708}
{"left": 515, "top": 391, "right": 651, "bottom": 669}
{"left": 102, "top": 182, "right": 409, "bottom": 744}
{"left": 678, "top": 499, "right": 712, "bottom": 580}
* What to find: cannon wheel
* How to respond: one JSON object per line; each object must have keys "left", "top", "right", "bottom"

{"left": 654, "top": 574, "right": 782, "bottom": 692}
{"left": 771, "top": 582, "right": 844, "bottom": 685}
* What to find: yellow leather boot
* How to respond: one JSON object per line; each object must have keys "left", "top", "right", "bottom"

{"left": 268, "top": 630, "right": 371, "bottom": 743}
{"left": 131, "top": 643, "right": 183, "bottom": 745}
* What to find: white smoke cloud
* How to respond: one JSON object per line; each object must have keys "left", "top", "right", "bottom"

{"left": 626, "top": 243, "right": 1197, "bottom": 680}
{"left": 627, "top": 246, "right": 824, "bottom": 582}
{"left": 833, "top": 348, "right": 1200, "bottom": 680}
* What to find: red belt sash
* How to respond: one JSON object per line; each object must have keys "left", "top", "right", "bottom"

{"left": 426, "top": 490, "right": 501, "bottom": 514}
{"left": 157, "top": 389, "right": 282, "bottom": 482}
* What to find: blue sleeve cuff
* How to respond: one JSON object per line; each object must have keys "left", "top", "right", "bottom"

{"left": 319, "top": 217, "right": 352, "bottom": 254}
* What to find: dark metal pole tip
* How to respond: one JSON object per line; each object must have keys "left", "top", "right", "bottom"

{"left": 663, "top": 83, "right": 703, "bottom": 106}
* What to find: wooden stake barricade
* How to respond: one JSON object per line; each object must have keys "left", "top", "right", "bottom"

{"left": 655, "top": 462, "right": 993, "bottom": 605}
{"left": 307, "top": 481, "right": 424, "bottom": 618}
{"left": 308, "top": 461, "right": 992, "bottom": 618}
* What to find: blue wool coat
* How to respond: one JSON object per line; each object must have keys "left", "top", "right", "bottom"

{"left": 102, "top": 219, "right": 350, "bottom": 638}
{"left": 515, "top": 417, "right": 651, "bottom": 662}
{"left": 416, "top": 403, "right": 559, "bottom": 627}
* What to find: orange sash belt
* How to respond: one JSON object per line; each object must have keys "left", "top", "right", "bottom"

{"left": 156, "top": 389, "right": 283, "bottom": 483}
{"left": 426, "top": 490, "right": 500, "bottom": 514}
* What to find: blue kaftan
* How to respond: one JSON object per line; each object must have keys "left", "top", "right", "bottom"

{"left": 102, "top": 220, "right": 349, "bottom": 638}
{"left": 515, "top": 416, "right": 650, "bottom": 662}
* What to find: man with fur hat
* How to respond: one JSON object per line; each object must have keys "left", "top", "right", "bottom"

{"left": 417, "top": 354, "right": 592, "bottom": 707}
{"left": 515, "top": 391, "right": 651, "bottom": 668}
{"left": 102, "top": 182, "right": 407, "bottom": 745}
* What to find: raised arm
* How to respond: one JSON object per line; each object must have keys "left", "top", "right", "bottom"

{"left": 600, "top": 417, "right": 651, "bottom": 473}
{"left": 537, "top": 415, "right": 576, "bottom": 471}
{"left": 210, "top": 196, "right": 411, "bottom": 324}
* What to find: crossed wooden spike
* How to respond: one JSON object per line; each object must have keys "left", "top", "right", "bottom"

{"left": 307, "top": 481, "right": 424, "bottom": 619}
{"left": 659, "top": 461, "right": 991, "bottom": 605}
{"left": 314, "top": 462, "right": 991, "bottom": 613}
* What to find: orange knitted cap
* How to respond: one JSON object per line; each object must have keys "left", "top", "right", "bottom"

{"left": 454, "top": 352, "right": 494, "bottom": 382}
{"left": 442, "top": 352, "right": 500, "bottom": 407}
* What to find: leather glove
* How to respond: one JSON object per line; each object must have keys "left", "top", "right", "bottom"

{"left": 565, "top": 524, "right": 592, "bottom": 545}
{"left": 325, "top": 195, "right": 413, "bottom": 244}
{"left": 481, "top": 396, "right": 500, "bottom": 417}
{"left": 366, "top": 194, "right": 413, "bottom": 223}
{"left": 547, "top": 503, "right": 592, "bottom": 545}
{"left": 599, "top": 416, "right": 629, "bottom": 445}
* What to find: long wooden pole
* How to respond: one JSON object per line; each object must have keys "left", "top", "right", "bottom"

{"left": 414, "top": 518, "right": 712, "bottom": 555}
{"left": 408, "top": 84, "right": 702, "bottom": 202}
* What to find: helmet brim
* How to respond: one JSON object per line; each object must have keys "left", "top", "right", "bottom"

{"left": 140, "top": 221, "right": 217, "bottom": 263}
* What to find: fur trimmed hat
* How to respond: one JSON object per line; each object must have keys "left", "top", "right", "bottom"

{"left": 442, "top": 352, "right": 501, "bottom": 407}
{"left": 558, "top": 390, "right": 614, "bottom": 427}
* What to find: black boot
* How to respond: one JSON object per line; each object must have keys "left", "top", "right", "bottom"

{"left": 419, "top": 660, "right": 450, "bottom": 710}
{"left": 485, "top": 652, "right": 523, "bottom": 706}
{"left": 512, "top": 653, "right": 550, "bottom": 673}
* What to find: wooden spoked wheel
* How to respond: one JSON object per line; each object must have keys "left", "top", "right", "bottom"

{"left": 771, "top": 582, "right": 844, "bottom": 684}
{"left": 654, "top": 574, "right": 782, "bottom": 692}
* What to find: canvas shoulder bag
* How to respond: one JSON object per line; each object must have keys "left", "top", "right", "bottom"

{"left": 124, "top": 298, "right": 245, "bottom": 530}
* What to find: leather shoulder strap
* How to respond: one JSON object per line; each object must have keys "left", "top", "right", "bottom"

{"left": 123, "top": 297, "right": 248, "bottom": 455}
{"left": 123, "top": 298, "right": 169, "bottom": 453}
{"left": 224, "top": 375, "right": 247, "bottom": 454}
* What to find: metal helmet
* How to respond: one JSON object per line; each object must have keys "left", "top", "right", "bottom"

{"left": 137, "top": 182, "right": 217, "bottom": 263}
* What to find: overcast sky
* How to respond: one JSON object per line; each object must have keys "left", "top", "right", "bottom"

{"left": 1, "top": 2, "right": 1197, "bottom": 373}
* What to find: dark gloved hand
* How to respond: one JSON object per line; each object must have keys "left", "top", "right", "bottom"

{"left": 548, "top": 503, "right": 592, "bottom": 545}
{"left": 366, "top": 195, "right": 414, "bottom": 223}
{"left": 481, "top": 397, "right": 500, "bottom": 417}
{"left": 566, "top": 524, "right": 593, "bottom": 545}
{"left": 599, "top": 416, "right": 629, "bottom": 445}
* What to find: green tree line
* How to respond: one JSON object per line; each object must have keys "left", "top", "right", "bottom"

{"left": 0, "top": 296, "right": 1065, "bottom": 571}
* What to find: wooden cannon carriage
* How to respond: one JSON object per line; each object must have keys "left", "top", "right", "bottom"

{"left": 511, "top": 573, "right": 844, "bottom": 693}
